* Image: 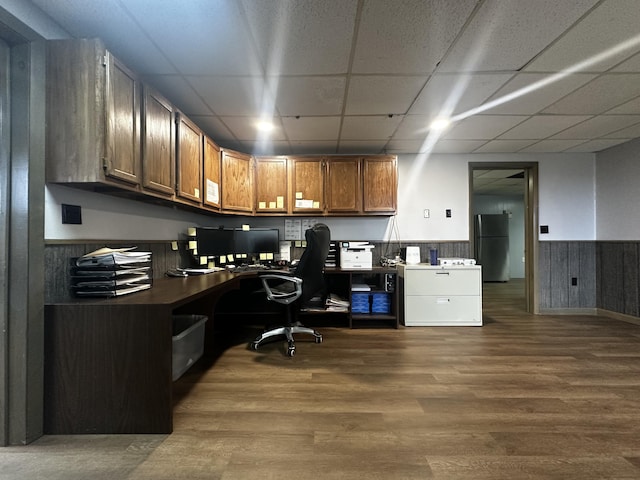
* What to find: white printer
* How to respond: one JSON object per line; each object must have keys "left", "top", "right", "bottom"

{"left": 340, "top": 241, "right": 373, "bottom": 269}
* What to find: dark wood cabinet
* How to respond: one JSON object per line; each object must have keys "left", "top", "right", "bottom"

{"left": 142, "top": 85, "right": 175, "bottom": 197}
{"left": 203, "top": 136, "right": 221, "bottom": 210}
{"left": 326, "top": 157, "right": 361, "bottom": 213}
{"left": 176, "top": 113, "right": 202, "bottom": 205}
{"left": 221, "top": 149, "right": 253, "bottom": 213}
{"left": 363, "top": 155, "right": 397, "bottom": 214}
{"left": 46, "top": 38, "right": 141, "bottom": 188}
{"left": 291, "top": 156, "right": 325, "bottom": 214}
{"left": 255, "top": 156, "right": 288, "bottom": 214}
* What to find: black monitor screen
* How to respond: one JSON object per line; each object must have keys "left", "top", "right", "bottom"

{"left": 196, "top": 228, "right": 235, "bottom": 256}
{"left": 234, "top": 229, "right": 280, "bottom": 255}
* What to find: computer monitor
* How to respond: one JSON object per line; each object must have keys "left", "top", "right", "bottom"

{"left": 195, "top": 227, "right": 235, "bottom": 257}
{"left": 234, "top": 228, "right": 280, "bottom": 256}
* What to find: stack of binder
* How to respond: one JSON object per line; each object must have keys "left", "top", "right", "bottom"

{"left": 325, "top": 241, "right": 339, "bottom": 268}
{"left": 71, "top": 247, "right": 152, "bottom": 297}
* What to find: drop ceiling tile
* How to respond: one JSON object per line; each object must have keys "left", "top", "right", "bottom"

{"left": 282, "top": 117, "right": 341, "bottom": 141}
{"left": 550, "top": 115, "right": 640, "bottom": 139}
{"left": 438, "top": 0, "right": 599, "bottom": 72}
{"left": 605, "top": 96, "right": 640, "bottom": 114}
{"left": 352, "top": 0, "right": 477, "bottom": 74}
{"left": 188, "top": 76, "right": 274, "bottom": 117}
{"left": 393, "top": 115, "right": 432, "bottom": 140}
{"left": 242, "top": 141, "right": 293, "bottom": 156}
{"left": 564, "top": 138, "right": 632, "bottom": 152}
{"left": 443, "top": 115, "right": 528, "bottom": 140}
{"left": 473, "top": 140, "right": 538, "bottom": 153}
{"left": 126, "top": 0, "right": 262, "bottom": 75}
{"left": 602, "top": 121, "right": 640, "bottom": 139}
{"left": 498, "top": 115, "right": 592, "bottom": 140}
{"left": 385, "top": 139, "right": 428, "bottom": 154}
{"left": 32, "top": 0, "right": 176, "bottom": 74}
{"left": 340, "top": 116, "right": 402, "bottom": 140}
{"left": 220, "top": 116, "right": 286, "bottom": 141}
{"left": 432, "top": 140, "right": 487, "bottom": 153}
{"left": 612, "top": 52, "right": 640, "bottom": 72}
{"left": 345, "top": 76, "right": 428, "bottom": 115}
{"left": 408, "top": 73, "right": 514, "bottom": 117}
{"left": 289, "top": 141, "right": 338, "bottom": 154}
{"left": 542, "top": 74, "right": 640, "bottom": 114}
{"left": 189, "top": 115, "right": 235, "bottom": 142}
{"left": 337, "top": 141, "right": 388, "bottom": 154}
{"left": 143, "top": 75, "right": 212, "bottom": 115}
{"left": 519, "top": 139, "right": 587, "bottom": 152}
{"left": 274, "top": 77, "right": 346, "bottom": 116}
{"left": 525, "top": 0, "right": 640, "bottom": 72}
{"left": 241, "top": 0, "right": 356, "bottom": 75}
{"left": 483, "top": 73, "right": 596, "bottom": 115}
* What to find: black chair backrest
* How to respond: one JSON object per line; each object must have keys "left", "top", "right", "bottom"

{"left": 294, "top": 223, "right": 331, "bottom": 304}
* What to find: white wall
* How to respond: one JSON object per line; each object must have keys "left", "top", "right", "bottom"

{"left": 596, "top": 138, "right": 640, "bottom": 240}
{"left": 45, "top": 151, "right": 597, "bottom": 243}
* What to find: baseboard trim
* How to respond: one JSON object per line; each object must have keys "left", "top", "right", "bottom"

{"left": 596, "top": 308, "right": 640, "bottom": 326}
{"left": 539, "top": 308, "right": 598, "bottom": 316}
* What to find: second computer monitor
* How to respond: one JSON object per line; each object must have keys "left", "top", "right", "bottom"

{"left": 234, "top": 228, "right": 279, "bottom": 256}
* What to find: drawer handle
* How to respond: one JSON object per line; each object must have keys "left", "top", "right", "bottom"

{"left": 436, "top": 272, "right": 450, "bottom": 275}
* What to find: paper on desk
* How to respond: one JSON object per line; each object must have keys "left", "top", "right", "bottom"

{"left": 83, "top": 246, "right": 136, "bottom": 257}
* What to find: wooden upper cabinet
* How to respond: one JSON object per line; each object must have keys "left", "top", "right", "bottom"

{"left": 363, "top": 155, "right": 397, "bottom": 214}
{"left": 203, "top": 136, "right": 221, "bottom": 209}
{"left": 141, "top": 85, "right": 175, "bottom": 196}
{"left": 255, "top": 157, "right": 288, "bottom": 214}
{"left": 221, "top": 149, "right": 254, "bottom": 213}
{"left": 325, "top": 157, "right": 361, "bottom": 214}
{"left": 175, "top": 113, "right": 202, "bottom": 204}
{"left": 291, "top": 157, "right": 324, "bottom": 214}
{"left": 46, "top": 38, "right": 141, "bottom": 188}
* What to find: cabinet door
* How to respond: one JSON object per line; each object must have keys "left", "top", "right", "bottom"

{"left": 221, "top": 149, "right": 253, "bottom": 213}
{"left": 255, "top": 157, "right": 288, "bottom": 213}
{"left": 176, "top": 114, "right": 202, "bottom": 204}
{"left": 326, "top": 157, "right": 361, "bottom": 213}
{"left": 203, "top": 136, "right": 221, "bottom": 209}
{"left": 142, "top": 86, "right": 175, "bottom": 196}
{"left": 291, "top": 157, "right": 324, "bottom": 214}
{"left": 363, "top": 156, "right": 397, "bottom": 214}
{"left": 104, "top": 53, "right": 141, "bottom": 186}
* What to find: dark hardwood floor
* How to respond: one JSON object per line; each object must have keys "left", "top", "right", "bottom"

{"left": 3, "top": 279, "right": 640, "bottom": 479}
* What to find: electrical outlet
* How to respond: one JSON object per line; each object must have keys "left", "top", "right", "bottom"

{"left": 423, "top": 209, "right": 430, "bottom": 218}
{"left": 445, "top": 209, "right": 452, "bottom": 218}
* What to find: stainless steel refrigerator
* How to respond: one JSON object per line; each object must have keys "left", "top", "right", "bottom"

{"left": 474, "top": 214, "right": 510, "bottom": 282}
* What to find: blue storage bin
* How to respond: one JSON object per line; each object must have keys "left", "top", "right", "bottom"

{"left": 371, "top": 292, "right": 391, "bottom": 314}
{"left": 351, "top": 292, "right": 371, "bottom": 313}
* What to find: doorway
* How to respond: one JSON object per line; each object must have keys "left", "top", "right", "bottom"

{"left": 469, "top": 162, "right": 538, "bottom": 314}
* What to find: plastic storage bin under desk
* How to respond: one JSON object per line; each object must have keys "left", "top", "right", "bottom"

{"left": 172, "top": 314, "right": 208, "bottom": 381}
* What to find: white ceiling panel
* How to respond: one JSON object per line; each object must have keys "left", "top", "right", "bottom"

{"left": 520, "top": 139, "right": 589, "bottom": 152}
{"left": 345, "top": 76, "right": 427, "bottom": 115}
{"left": 473, "top": 140, "right": 539, "bottom": 153}
{"left": 188, "top": 76, "right": 275, "bottom": 117}
{"left": 438, "top": 0, "right": 599, "bottom": 72}
{"left": 408, "top": 73, "right": 514, "bottom": 117}
{"left": 551, "top": 115, "right": 640, "bottom": 140}
{"left": 340, "top": 116, "right": 402, "bottom": 141}
{"left": 483, "top": 73, "right": 597, "bottom": 115}
{"left": 525, "top": 0, "right": 640, "bottom": 73}
{"left": 352, "top": 0, "right": 477, "bottom": 74}
{"left": 443, "top": 115, "right": 527, "bottom": 140}
{"left": 498, "top": 115, "right": 592, "bottom": 140}
{"left": 243, "top": 141, "right": 293, "bottom": 156}
{"left": 542, "top": 74, "right": 640, "bottom": 115}
{"left": 282, "top": 116, "right": 340, "bottom": 141}
{"left": 273, "top": 76, "right": 346, "bottom": 116}
{"left": 564, "top": 138, "right": 632, "bottom": 152}
{"left": 27, "top": 0, "right": 640, "bottom": 155}
{"left": 240, "top": 0, "right": 357, "bottom": 76}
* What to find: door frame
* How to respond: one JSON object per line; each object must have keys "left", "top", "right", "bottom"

{"left": 469, "top": 162, "right": 539, "bottom": 314}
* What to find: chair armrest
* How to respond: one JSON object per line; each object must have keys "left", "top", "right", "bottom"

{"left": 259, "top": 273, "right": 303, "bottom": 305}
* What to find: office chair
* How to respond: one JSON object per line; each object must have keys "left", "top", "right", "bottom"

{"left": 250, "top": 223, "right": 330, "bottom": 357}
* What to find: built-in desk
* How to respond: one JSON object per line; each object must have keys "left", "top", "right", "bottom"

{"left": 44, "top": 267, "right": 398, "bottom": 434}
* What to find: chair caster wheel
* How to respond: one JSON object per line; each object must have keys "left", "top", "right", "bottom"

{"left": 315, "top": 336, "right": 323, "bottom": 344}
{"left": 250, "top": 342, "right": 259, "bottom": 351}
{"left": 287, "top": 347, "right": 296, "bottom": 357}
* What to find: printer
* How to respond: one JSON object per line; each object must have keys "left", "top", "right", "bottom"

{"left": 340, "top": 241, "right": 373, "bottom": 269}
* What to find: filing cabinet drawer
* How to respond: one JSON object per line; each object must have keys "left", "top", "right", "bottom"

{"left": 405, "top": 295, "right": 482, "bottom": 326}
{"left": 404, "top": 268, "right": 480, "bottom": 296}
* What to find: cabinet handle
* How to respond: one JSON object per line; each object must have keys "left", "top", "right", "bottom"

{"left": 436, "top": 272, "right": 450, "bottom": 276}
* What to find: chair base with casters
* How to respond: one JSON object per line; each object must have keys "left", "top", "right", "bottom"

{"left": 250, "top": 321, "right": 322, "bottom": 357}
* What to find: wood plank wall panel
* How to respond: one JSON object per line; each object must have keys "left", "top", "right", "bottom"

{"left": 597, "top": 242, "right": 640, "bottom": 317}
{"left": 622, "top": 243, "right": 639, "bottom": 316}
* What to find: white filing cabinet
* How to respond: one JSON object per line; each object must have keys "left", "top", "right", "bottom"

{"left": 398, "top": 264, "right": 482, "bottom": 326}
